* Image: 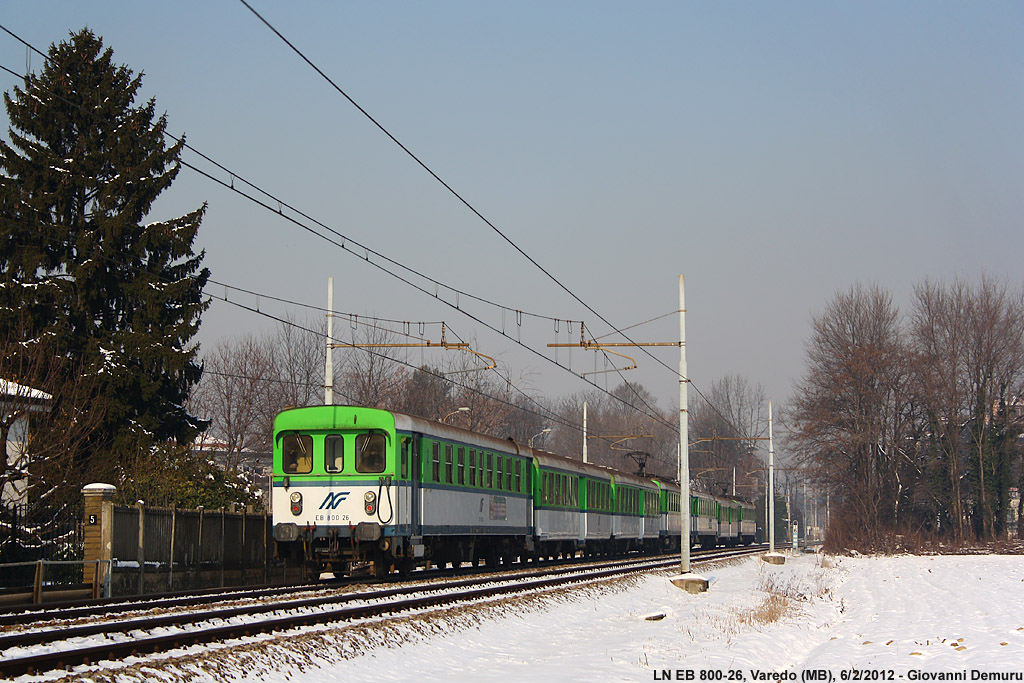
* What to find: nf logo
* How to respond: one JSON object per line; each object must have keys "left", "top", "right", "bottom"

{"left": 319, "top": 491, "right": 351, "bottom": 510}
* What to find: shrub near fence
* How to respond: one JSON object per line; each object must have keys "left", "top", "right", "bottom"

{"left": 110, "top": 503, "right": 275, "bottom": 596}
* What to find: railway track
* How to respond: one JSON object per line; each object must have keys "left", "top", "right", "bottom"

{"left": 0, "top": 545, "right": 764, "bottom": 679}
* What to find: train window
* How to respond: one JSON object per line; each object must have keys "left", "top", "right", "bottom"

{"left": 281, "top": 434, "right": 313, "bottom": 474}
{"left": 506, "top": 462, "right": 513, "bottom": 492}
{"left": 514, "top": 460, "right": 521, "bottom": 493}
{"left": 496, "top": 457, "right": 504, "bottom": 490}
{"left": 486, "top": 453, "right": 493, "bottom": 488}
{"left": 355, "top": 433, "right": 386, "bottom": 473}
{"left": 457, "top": 447, "right": 465, "bottom": 485}
{"left": 543, "top": 472, "right": 549, "bottom": 503}
{"left": 400, "top": 439, "right": 408, "bottom": 479}
{"left": 445, "top": 444, "right": 453, "bottom": 484}
{"left": 325, "top": 435, "right": 344, "bottom": 473}
{"left": 432, "top": 442, "right": 440, "bottom": 482}
{"left": 469, "top": 450, "right": 476, "bottom": 486}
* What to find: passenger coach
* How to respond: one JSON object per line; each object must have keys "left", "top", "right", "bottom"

{"left": 271, "top": 405, "right": 757, "bottom": 578}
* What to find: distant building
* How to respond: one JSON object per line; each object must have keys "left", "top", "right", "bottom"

{"left": 1, "top": 380, "right": 52, "bottom": 506}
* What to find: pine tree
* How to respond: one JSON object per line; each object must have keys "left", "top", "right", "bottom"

{"left": 0, "top": 28, "right": 210, "bottom": 471}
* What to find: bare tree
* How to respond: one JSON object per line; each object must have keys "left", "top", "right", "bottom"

{"left": 789, "top": 283, "right": 914, "bottom": 548}
{"left": 192, "top": 334, "right": 273, "bottom": 470}
{"left": 910, "top": 276, "right": 1024, "bottom": 540}
{"left": 547, "top": 383, "right": 676, "bottom": 478}
{"left": 336, "top": 322, "right": 406, "bottom": 408}
{"left": 690, "top": 375, "right": 769, "bottom": 497}
{"left": 269, "top": 313, "right": 325, "bottom": 411}
{"left": 396, "top": 365, "right": 450, "bottom": 420}
{"left": 0, "top": 343, "right": 106, "bottom": 506}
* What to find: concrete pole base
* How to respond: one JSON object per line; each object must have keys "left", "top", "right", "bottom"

{"left": 669, "top": 573, "right": 709, "bottom": 593}
{"left": 761, "top": 552, "right": 787, "bottom": 565}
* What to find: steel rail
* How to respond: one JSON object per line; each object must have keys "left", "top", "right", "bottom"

{"left": 0, "top": 546, "right": 764, "bottom": 678}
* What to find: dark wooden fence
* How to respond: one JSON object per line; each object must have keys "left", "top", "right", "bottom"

{"left": 109, "top": 504, "right": 278, "bottom": 596}
{"left": 1, "top": 497, "right": 301, "bottom": 604}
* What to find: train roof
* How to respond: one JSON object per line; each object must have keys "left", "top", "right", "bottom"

{"left": 276, "top": 405, "right": 692, "bottom": 494}
{"left": 529, "top": 448, "right": 615, "bottom": 480}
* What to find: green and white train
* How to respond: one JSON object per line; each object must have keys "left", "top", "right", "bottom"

{"left": 271, "top": 405, "right": 756, "bottom": 577}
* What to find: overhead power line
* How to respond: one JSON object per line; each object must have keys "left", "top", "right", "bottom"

{"left": 232, "top": 4, "right": 752, "bottom": 436}
{"left": 0, "top": 24, "right": 755, "bottom": 442}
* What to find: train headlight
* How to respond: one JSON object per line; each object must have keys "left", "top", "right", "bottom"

{"left": 289, "top": 491, "right": 303, "bottom": 516}
{"left": 364, "top": 490, "right": 376, "bottom": 515}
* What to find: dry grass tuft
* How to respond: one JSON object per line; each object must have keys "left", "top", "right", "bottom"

{"left": 735, "top": 589, "right": 792, "bottom": 627}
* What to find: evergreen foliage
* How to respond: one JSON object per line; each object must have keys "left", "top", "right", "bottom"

{"left": 116, "top": 443, "right": 258, "bottom": 510}
{"left": 0, "top": 29, "right": 210, "bottom": 475}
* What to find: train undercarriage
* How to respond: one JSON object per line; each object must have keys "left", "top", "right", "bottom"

{"left": 276, "top": 525, "right": 691, "bottom": 580}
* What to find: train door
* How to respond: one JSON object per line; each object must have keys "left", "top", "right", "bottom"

{"left": 397, "top": 437, "right": 410, "bottom": 534}
{"left": 410, "top": 434, "right": 422, "bottom": 534}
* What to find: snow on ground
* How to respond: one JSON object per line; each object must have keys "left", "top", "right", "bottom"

{"left": 34, "top": 553, "right": 1024, "bottom": 683}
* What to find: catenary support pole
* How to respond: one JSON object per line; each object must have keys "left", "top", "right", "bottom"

{"left": 679, "top": 274, "right": 690, "bottom": 574}
{"left": 769, "top": 400, "right": 775, "bottom": 552}
{"left": 762, "top": 400, "right": 785, "bottom": 564}
{"left": 671, "top": 275, "right": 706, "bottom": 592}
{"left": 325, "top": 277, "right": 334, "bottom": 405}
{"left": 583, "top": 401, "right": 588, "bottom": 464}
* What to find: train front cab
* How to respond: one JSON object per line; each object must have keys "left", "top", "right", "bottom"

{"left": 271, "top": 406, "right": 409, "bottom": 578}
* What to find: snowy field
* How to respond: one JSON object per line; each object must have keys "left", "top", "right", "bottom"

{"left": 25, "top": 552, "right": 1024, "bottom": 682}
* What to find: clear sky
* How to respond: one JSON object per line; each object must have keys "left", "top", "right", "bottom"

{"left": 2, "top": 2, "right": 1022, "bottom": 415}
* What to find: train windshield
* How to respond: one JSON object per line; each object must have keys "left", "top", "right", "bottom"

{"left": 281, "top": 433, "right": 313, "bottom": 474}
{"left": 325, "top": 435, "right": 344, "bottom": 472}
{"left": 355, "top": 432, "right": 387, "bottom": 473}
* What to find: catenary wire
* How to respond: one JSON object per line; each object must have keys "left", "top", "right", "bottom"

{"left": 229, "top": 5, "right": 750, "bottom": 434}
{"left": 0, "top": 32, "right": 756, "bottom": 442}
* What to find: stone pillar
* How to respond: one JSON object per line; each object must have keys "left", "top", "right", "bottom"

{"left": 83, "top": 483, "right": 116, "bottom": 598}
